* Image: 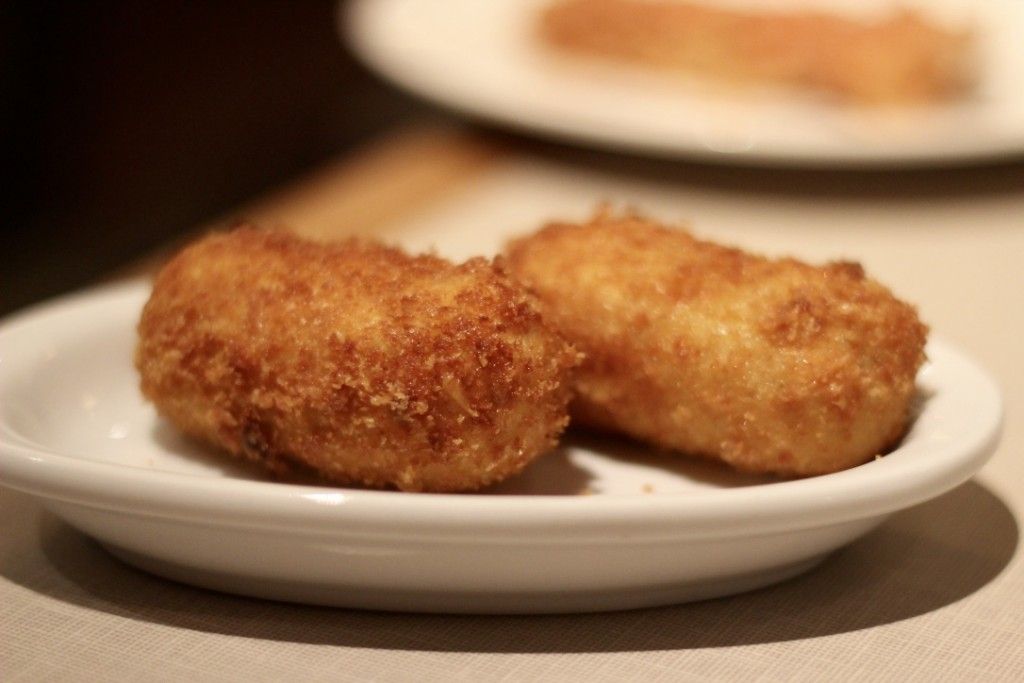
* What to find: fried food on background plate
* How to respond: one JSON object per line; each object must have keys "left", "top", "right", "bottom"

{"left": 136, "top": 227, "right": 578, "bottom": 492}
{"left": 504, "top": 210, "right": 928, "bottom": 476}
{"left": 539, "top": 0, "right": 976, "bottom": 104}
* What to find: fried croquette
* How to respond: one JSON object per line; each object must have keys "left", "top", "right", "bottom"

{"left": 504, "top": 211, "right": 928, "bottom": 476}
{"left": 136, "top": 228, "right": 578, "bottom": 492}
{"left": 540, "top": 0, "right": 975, "bottom": 104}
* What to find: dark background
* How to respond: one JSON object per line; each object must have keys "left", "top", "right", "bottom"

{"left": 2, "top": 1, "right": 432, "bottom": 315}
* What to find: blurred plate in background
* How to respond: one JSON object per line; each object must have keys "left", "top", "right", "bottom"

{"left": 344, "top": 0, "right": 1024, "bottom": 167}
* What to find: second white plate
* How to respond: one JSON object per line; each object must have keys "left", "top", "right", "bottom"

{"left": 345, "top": 0, "right": 1024, "bottom": 167}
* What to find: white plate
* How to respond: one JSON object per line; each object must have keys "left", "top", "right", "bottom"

{"left": 344, "top": 0, "right": 1024, "bottom": 166}
{"left": 0, "top": 282, "right": 1002, "bottom": 613}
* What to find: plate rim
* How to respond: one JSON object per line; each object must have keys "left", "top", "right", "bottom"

{"left": 0, "top": 281, "right": 1004, "bottom": 542}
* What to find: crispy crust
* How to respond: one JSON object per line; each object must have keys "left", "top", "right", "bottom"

{"left": 504, "top": 211, "right": 928, "bottom": 476}
{"left": 136, "top": 227, "right": 578, "bottom": 492}
{"left": 540, "top": 0, "right": 975, "bottom": 104}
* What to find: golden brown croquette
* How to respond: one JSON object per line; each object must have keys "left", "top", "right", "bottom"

{"left": 505, "top": 211, "right": 927, "bottom": 476}
{"left": 136, "top": 227, "right": 578, "bottom": 492}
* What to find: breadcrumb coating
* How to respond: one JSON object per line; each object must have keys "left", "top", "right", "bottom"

{"left": 540, "top": 0, "right": 975, "bottom": 104}
{"left": 136, "top": 228, "right": 578, "bottom": 492}
{"left": 505, "top": 211, "right": 928, "bottom": 476}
